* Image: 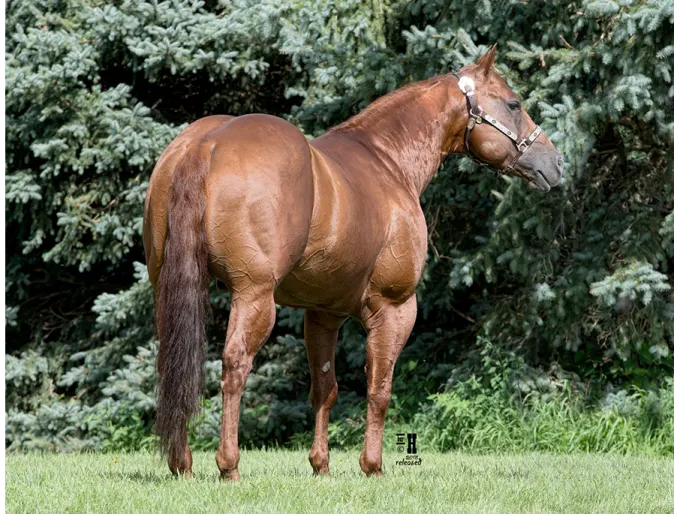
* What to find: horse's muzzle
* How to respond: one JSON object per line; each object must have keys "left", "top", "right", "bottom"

{"left": 527, "top": 153, "right": 563, "bottom": 192}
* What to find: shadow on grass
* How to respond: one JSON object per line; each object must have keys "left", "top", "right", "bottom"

{"left": 97, "top": 466, "right": 316, "bottom": 484}
{"left": 98, "top": 470, "right": 182, "bottom": 485}
{"left": 98, "top": 460, "right": 442, "bottom": 483}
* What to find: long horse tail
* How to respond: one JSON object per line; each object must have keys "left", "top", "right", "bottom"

{"left": 154, "top": 144, "right": 211, "bottom": 464}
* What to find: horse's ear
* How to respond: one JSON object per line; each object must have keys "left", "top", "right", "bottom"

{"left": 476, "top": 44, "right": 497, "bottom": 78}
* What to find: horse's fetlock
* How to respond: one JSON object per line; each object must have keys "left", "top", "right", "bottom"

{"left": 359, "top": 450, "right": 382, "bottom": 476}
{"left": 309, "top": 447, "right": 330, "bottom": 473}
{"left": 216, "top": 447, "right": 240, "bottom": 474}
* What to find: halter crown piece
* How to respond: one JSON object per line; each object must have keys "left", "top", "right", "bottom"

{"left": 452, "top": 72, "right": 542, "bottom": 175}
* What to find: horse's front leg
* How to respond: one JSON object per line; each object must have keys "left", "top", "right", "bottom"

{"left": 304, "top": 310, "right": 346, "bottom": 475}
{"left": 360, "top": 294, "right": 417, "bottom": 476}
{"left": 216, "top": 289, "right": 276, "bottom": 481}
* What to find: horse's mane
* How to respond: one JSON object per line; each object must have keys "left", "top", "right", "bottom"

{"left": 329, "top": 74, "right": 448, "bottom": 133}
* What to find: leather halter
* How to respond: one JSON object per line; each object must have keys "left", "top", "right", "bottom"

{"left": 452, "top": 72, "right": 542, "bottom": 175}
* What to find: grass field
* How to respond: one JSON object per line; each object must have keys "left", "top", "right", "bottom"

{"left": 6, "top": 450, "right": 674, "bottom": 513}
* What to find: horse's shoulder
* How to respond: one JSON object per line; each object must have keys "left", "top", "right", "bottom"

{"left": 368, "top": 201, "right": 427, "bottom": 303}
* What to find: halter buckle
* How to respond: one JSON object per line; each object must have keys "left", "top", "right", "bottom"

{"left": 516, "top": 139, "right": 529, "bottom": 153}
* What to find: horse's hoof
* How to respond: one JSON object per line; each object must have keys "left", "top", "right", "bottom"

{"left": 220, "top": 469, "right": 241, "bottom": 481}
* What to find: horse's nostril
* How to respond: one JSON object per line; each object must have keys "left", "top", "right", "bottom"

{"left": 557, "top": 156, "right": 564, "bottom": 169}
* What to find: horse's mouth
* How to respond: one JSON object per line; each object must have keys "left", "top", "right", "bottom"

{"left": 528, "top": 170, "right": 552, "bottom": 192}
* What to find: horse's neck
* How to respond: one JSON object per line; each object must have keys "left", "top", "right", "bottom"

{"left": 333, "top": 76, "right": 467, "bottom": 196}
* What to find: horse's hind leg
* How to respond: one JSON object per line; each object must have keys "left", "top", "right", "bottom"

{"left": 215, "top": 283, "right": 276, "bottom": 481}
{"left": 304, "top": 311, "right": 346, "bottom": 475}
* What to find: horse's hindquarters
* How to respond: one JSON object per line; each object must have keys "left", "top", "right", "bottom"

{"left": 203, "top": 114, "right": 315, "bottom": 293}
{"left": 144, "top": 115, "right": 235, "bottom": 288}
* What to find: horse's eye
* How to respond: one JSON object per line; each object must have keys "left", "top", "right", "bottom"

{"left": 507, "top": 101, "right": 521, "bottom": 111}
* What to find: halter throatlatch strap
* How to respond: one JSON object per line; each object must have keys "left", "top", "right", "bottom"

{"left": 453, "top": 72, "right": 542, "bottom": 175}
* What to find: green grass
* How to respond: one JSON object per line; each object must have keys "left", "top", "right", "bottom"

{"left": 6, "top": 450, "right": 674, "bottom": 513}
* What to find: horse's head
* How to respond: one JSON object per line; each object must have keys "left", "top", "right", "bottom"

{"left": 455, "top": 45, "right": 563, "bottom": 192}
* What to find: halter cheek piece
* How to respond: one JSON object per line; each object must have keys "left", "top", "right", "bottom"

{"left": 451, "top": 72, "right": 542, "bottom": 175}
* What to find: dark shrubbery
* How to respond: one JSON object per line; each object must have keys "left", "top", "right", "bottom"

{"left": 6, "top": 0, "right": 673, "bottom": 452}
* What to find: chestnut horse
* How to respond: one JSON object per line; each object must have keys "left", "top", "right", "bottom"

{"left": 143, "top": 46, "right": 563, "bottom": 480}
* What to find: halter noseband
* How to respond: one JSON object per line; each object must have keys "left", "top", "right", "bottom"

{"left": 452, "top": 72, "right": 542, "bottom": 175}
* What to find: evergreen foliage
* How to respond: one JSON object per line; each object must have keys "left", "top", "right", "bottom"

{"left": 6, "top": 0, "right": 673, "bottom": 451}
